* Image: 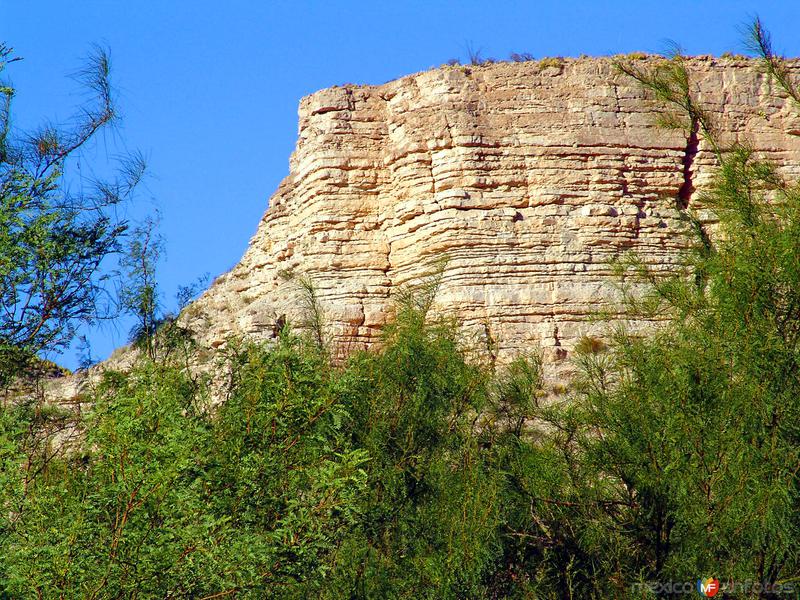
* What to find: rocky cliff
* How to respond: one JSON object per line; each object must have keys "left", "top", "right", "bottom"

{"left": 177, "top": 56, "right": 800, "bottom": 375}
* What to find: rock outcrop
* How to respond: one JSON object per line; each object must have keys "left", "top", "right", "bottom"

{"left": 175, "top": 57, "right": 800, "bottom": 375}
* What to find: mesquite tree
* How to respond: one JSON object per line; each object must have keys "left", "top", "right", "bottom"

{"left": 0, "top": 43, "right": 144, "bottom": 384}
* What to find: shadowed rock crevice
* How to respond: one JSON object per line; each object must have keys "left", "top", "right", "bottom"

{"left": 678, "top": 116, "right": 700, "bottom": 209}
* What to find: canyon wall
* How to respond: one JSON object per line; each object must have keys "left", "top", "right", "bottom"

{"left": 178, "top": 56, "right": 800, "bottom": 376}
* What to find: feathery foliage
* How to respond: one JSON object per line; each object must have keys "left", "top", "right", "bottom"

{"left": 0, "top": 43, "right": 144, "bottom": 385}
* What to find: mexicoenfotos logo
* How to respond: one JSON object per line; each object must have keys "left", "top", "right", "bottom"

{"left": 633, "top": 578, "right": 795, "bottom": 596}
{"left": 697, "top": 577, "right": 720, "bottom": 597}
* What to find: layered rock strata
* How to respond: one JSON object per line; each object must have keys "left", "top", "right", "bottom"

{"left": 161, "top": 57, "right": 800, "bottom": 376}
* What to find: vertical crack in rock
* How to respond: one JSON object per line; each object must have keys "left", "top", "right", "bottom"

{"left": 678, "top": 116, "right": 700, "bottom": 209}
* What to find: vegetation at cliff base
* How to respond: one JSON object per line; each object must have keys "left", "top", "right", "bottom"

{"left": 1, "top": 21, "right": 800, "bottom": 600}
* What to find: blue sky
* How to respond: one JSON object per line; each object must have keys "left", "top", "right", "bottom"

{"left": 4, "top": 1, "right": 800, "bottom": 369}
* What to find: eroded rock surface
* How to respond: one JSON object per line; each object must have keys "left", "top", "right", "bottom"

{"left": 15, "top": 54, "right": 786, "bottom": 413}
{"left": 177, "top": 56, "right": 800, "bottom": 376}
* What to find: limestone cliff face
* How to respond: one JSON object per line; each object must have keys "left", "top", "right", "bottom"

{"left": 181, "top": 56, "right": 800, "bottom": 372}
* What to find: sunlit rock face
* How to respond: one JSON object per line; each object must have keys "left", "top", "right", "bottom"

{"left": 181, "top": 56, "right": 800, "bottom": 376}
